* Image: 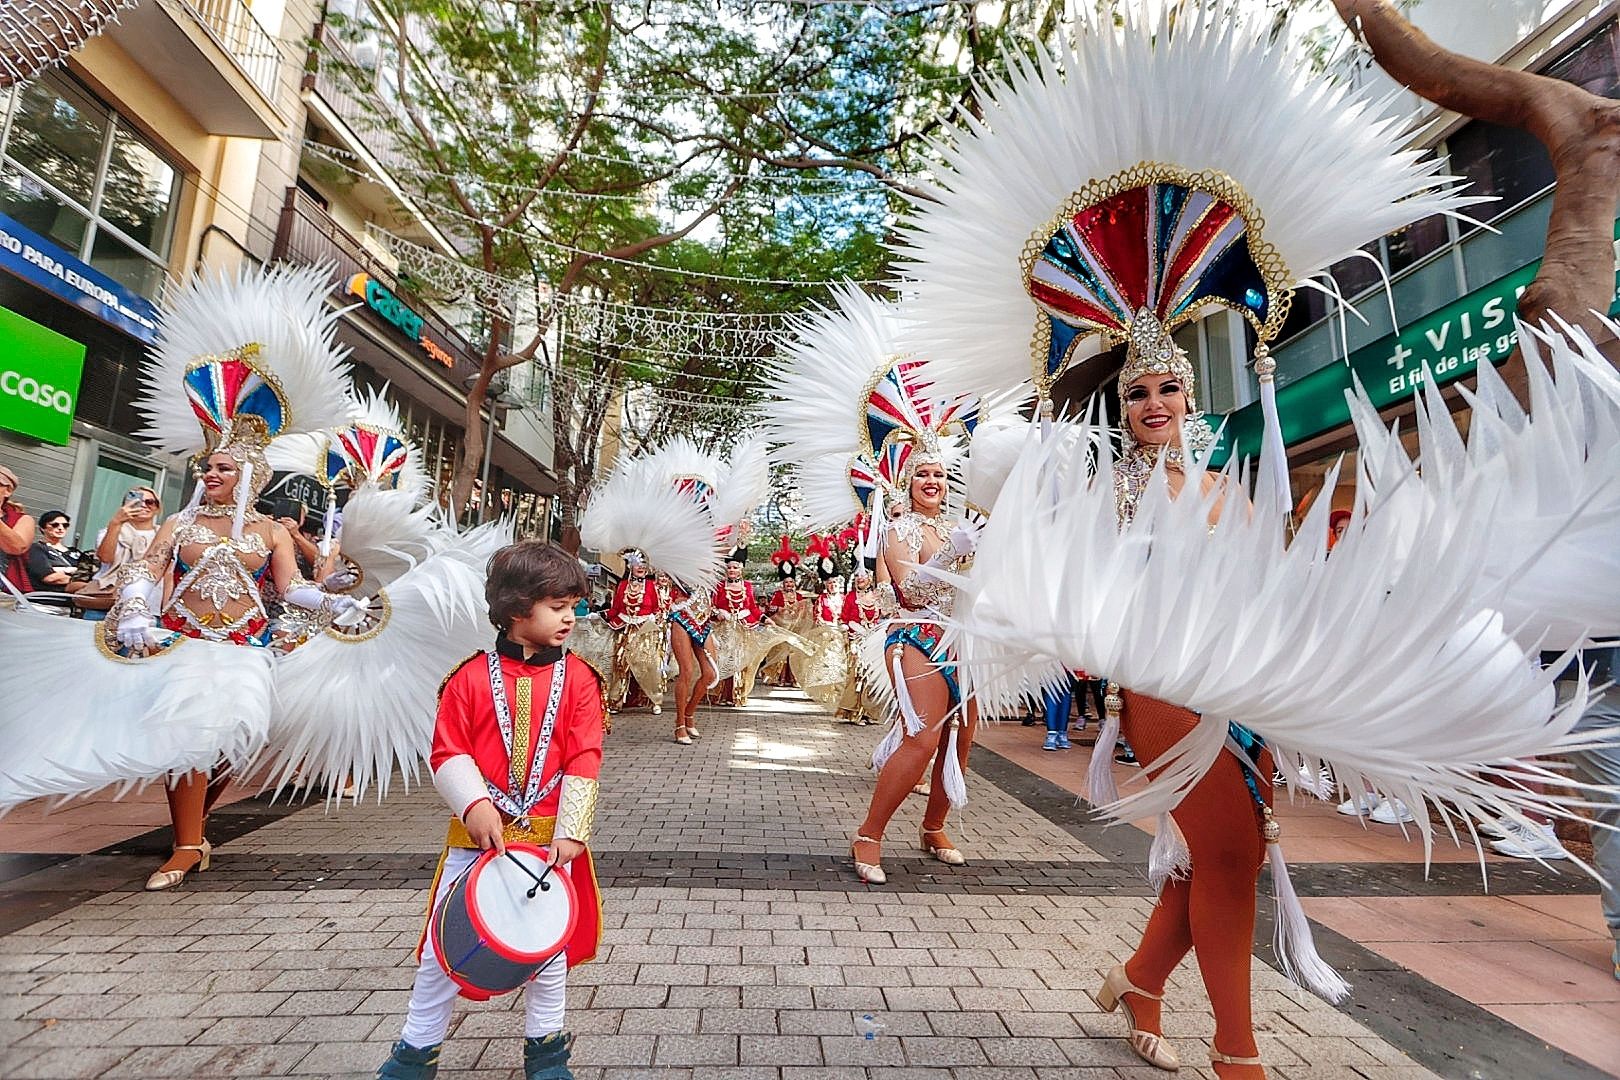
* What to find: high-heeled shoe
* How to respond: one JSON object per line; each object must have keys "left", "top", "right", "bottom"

{"left": 673, "top": 725, "right": 693, "bottom": 745}
{"left": 851, "top": 835, "right": 886, "bottom": 884}
{"left": 1095, "top": 964, "right": 1179, "bottom": 1071}
{"left": 145, "top": 839, "right": 212, "bottom": 892}
{"left": 1209, "top": 1048, "right": 1264, "bottom": 1073}
{"left": 921, "top": 828, "right": 966, "bottom": 866}
{"left": 685, "top": 722, "right": 701, "bottom": 739}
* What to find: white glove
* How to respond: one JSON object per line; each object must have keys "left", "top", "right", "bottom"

{"left": 948, "top": 522, "right": 980, "bottom": 557}
{"left": 284, "top": 584, "right": 365, "bottom": 621}
{"left": 321, "top": 567, "right": 358, "bottom": 592}
{"left": 115, "top": 610, "right": 157, "bottom": 651}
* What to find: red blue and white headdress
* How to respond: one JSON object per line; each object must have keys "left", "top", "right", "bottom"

{"left": 766, "top": 283, "right": 980, "bottom": 532}
{"left": 136, "top": 265, "right": 353, "bottom": 537}
{"left": 899, "top": 4, "right": 1481, "bottom": 502}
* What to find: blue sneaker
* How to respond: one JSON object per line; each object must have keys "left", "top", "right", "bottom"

{"left": 1042, "top": 731, "right": 1060, "bottom": 751}
{"left": 1055, "top": 731, "right": 1071, "bottom": 750}
{"left": 377, "top": 1040, "right": 440, "bottom": 1079}
{"left": 525, "top": 1032, "right": 575, "bottom": 1079}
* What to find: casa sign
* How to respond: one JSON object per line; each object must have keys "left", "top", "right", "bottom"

{"left": 346, "top": 272, "right": 457, "bottom": 369}
{"left": 0, "top": 305, "right": 86, "bottom": 445}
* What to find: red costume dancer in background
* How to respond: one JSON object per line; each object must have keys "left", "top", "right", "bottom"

{"left": 762, "top": 538, "right": 807, "bottom": 686}
{"left": 709, "top": 560, "right": 763, "bottom": 706}
{"left": 604, "top": 554, "right": 668, "bottom": 713}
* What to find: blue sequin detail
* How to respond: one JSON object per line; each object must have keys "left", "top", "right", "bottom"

{"left": 884, "top": 624, "right": 960, "bottom": 707}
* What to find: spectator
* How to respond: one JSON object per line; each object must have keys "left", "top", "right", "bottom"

{"left": 81, "top": 487, "right": 162, "bottom": 606}
{"left": 24, "top": 510, "right": 77, "bottom": 615}
{"left": 1042, "top": 673, "right": 1076, "bottom": 751}
{"left": 0, "top": 463, "right": 36, "bottom": 596}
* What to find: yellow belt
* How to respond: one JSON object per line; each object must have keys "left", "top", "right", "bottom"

{"left": 444, "top": 814, "right": 556, "bottom": 850}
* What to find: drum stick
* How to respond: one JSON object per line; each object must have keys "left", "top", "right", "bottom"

{"left": 503, "top": 850, "right": 554, "bottom": 898}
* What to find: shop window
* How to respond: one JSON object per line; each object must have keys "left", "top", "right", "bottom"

{"left": 0, "top": 71, "right": 180, "bottom": 300}
{"left": 1384, "top": 213, "right": 1451, "bottom": 274}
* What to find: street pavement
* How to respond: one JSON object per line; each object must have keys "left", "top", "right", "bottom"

{"left": 0, "top": 688, "right": 1612, "bottom": 1079}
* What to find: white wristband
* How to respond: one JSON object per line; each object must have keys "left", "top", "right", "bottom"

{"left": 433, "top": 755, "right": 489, "bottom": 820}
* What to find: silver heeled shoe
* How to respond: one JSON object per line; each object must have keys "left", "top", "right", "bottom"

{"left": 1095, "top": 964, "right": 1180, "bottom": 1071}
{"left": 144, "top": 839, "right": 212, "bottom": 892}
{"left": 921, "top": 828, "right": 966, "bottom": 866}
{"left": 851, "top": 835, "right": 886, "bottom": 885}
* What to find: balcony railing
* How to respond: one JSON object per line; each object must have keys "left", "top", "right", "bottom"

{"left": 175, "top": 0, "right": 281, "bottom": 102}
{"left": 303, "top": 22, "right": 414, "bottom": 178}
{"left": 272, "top": 186, "right": 480, "bottom": 377}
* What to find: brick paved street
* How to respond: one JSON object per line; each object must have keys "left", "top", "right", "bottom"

{"left": 0, "top": 690, "right": 1610, "bottom": 1079}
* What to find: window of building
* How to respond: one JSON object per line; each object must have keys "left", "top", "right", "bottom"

{"left": 0, "top": 71, "right": 180, "bottom": 299}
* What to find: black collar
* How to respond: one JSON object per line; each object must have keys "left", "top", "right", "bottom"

{"left": 495, "top": 635, "right": 564, "bottom": 667}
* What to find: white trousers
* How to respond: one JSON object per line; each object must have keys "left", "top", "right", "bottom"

{"left": 399, "top": 847, "right": 568, "bottom": 1048}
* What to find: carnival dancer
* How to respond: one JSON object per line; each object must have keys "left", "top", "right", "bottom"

{"left": 760, "top": 537, "right": 809, "bottom": 686}
{"left": 376, "top": 541, "right": 602, "bottom": 1080}
{"left": 0, "top": 265, "right": 359, "bottom": 888}
{"left": 762, "top": 284, "right": 993, "bottom": 883}
{"left": 579, "top": 436, "right": 758, "bottom": 746}
{"left": 788, "top": 570, "right": 851, "bottom": 715}
{"left": 603, "top": 554, "right": 669, "bottom": 713}
{"left": 707, "top": 560, "right": 764, "bottom": 706}
{"left": 892, "top": 9, "right": 1620, "bottom": 1076}
{"left": 836, "top": 567, "right": 884, "bottom": 724}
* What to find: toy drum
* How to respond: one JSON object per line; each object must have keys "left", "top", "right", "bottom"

{"left": 431, "top": 843, "right": 577, "bottom": 1000}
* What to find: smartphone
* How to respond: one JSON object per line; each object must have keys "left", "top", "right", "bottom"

{"left": 124, "top": 490, "right": 145, "bottom": 508}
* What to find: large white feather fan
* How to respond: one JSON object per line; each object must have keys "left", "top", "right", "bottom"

{"left": 581, "top": 455, "right": 725, "bottom": 591}
{"left": 897, "top": 4, "right": 1484, "bottom": 398}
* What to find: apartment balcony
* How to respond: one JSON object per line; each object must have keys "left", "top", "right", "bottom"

{"left": 113, "top": 0, "right": 285, "bottom": 138}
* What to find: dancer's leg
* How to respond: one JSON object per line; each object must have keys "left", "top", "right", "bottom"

{"left": 159, "top": 771, "right": 209, "bottom": 874}
{"left": 670, "top": 631, "right": 698, "bottom": 733}
{"left": 921, "top": 703, "right": 977, "bottom": 845}
{"left": 1121, "top": 692, "right": 1268, "bottom": 1078}
{"left": 854, "top": 646, "right": 950, "bottom": 865}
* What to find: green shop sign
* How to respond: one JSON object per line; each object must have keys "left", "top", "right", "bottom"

{"left": 1213, "top": 231, "right": 1620, "bottom": 465}
{"left": 0, "top": 304, "right": 86, "bottom": 445}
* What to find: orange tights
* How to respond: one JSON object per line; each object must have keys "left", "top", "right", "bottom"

{"left": 1118, "top": 692, "right": 1270, "bottom": 1079}
{"left": 158, "top": 768, "right": 231, "bottom": 873}
{"left": 856, "top": 645, "right": 977, "bottom": 852}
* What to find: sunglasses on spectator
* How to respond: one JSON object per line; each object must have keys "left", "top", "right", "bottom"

{"left": 45, "top": 519, "right": 69, "bottom": 528}
{"left": 131, "top": 498, "right": 158, "bottom": 508}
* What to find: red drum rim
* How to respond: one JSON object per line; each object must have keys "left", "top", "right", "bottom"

{"left": 464, "top": 842, "right": 579, "bottom": 964}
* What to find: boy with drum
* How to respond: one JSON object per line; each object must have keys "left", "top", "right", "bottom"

{"left": 378, "top": 541, "right": 604, "bottom": 1080}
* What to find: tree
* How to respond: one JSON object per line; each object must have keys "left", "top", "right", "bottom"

{"left": 1329, "top": 0, "right": 1620, "bottom": 396}
{"left": 322, "top": 1, "right": 1067, "bottom": 548}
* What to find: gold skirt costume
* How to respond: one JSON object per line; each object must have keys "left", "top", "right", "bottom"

{"left": 790, "top": 622, "right": 852, "bottom": 711}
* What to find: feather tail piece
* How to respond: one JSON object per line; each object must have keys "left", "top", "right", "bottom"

{"left": 1147, "top": 812, "right": 1191, "bottom": 893}
{"left": 893, "top": 652, "right": 925, "bottom": 736}
{"left": 1088, "top": 690, "right": 1123, "bottom": 808}
{"left": 941, "top": 722, "right": 968, "bottom": 808}
{"left": 871, "top": 718, "right": 904, "bottom": 773}
{"left": 1267, "top": 814, "right": 1351, "bottom": 1003}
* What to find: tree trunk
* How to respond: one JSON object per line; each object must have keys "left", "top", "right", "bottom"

{"left": 1330, "top": 0, "right": 1620, "bottom": 399}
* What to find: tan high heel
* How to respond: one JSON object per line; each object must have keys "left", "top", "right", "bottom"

{"left": 1095, "top": 964, "right": 1179, "bottom": 1071}
{"left": 145, "top": 840, "right": 212, "bottom": 892}
{"left": 1209, "top": 1048, "right": 1264, "bottom": 1069}
{"left": 851, "top": 835, "right": 886, "bottom": 885}
{"left": 921, "top": 828, "right": 966, "bottom": 866}
{"left": 673, "top": 724, "right": 693, "bottom": 745}
{"left": 685, "top": 721, "right": 701, "bottom": 739}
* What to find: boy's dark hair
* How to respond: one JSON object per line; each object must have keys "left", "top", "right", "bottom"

{"left": 486, "top": 540, "right": 588, "bottom": 631}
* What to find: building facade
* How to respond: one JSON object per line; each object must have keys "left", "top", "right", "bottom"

{"left": 0, "top": 0, "right": 557, "bottom": 548}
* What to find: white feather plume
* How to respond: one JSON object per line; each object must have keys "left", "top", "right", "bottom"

{"left": 951, "top": 415, "right": 1614, "bottom": 869}
{"left": 263, "top": 520, "right": 511, "bottom": 802}
{"left": 336, "top": 487, "right": 448, "bottom": 591}
{"left": 581, "top": 456, "right": 724, "bottom": 591}
{"left": 791, "top": 453, "right": 868, "bottom": 532}
{"left": 766, "top": 282, "right": 904, "bottom": 466}
{"left": 711, "top": 435, "right": 771, "bottom": 533}
{"left": 136, "top": 264, "right": 353, "bottom": 452}
{"left": 1350, "top": 318, "right": 1620, "bottom": 650}
{"left": 896, "top": 5, "right": 1484, "bottom": 398}
{"left": 346, "top": 385, "right": 431, "bottom": 501}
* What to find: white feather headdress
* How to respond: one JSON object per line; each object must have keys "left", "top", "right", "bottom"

{"left": 135, "top": 264, "right": 353, "bottom": 536}
{"left": 897, "top": 5, "right": 1482, "bottom": 415}
{"left": 580, "top": 453, "right": 725, "bottom": 592}
{"left": 765, "top": 283, "right": 978, "bottom": 529}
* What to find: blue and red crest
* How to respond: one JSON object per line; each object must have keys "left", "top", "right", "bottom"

{"left": 183, "top": 348, "right": 286, "bottom": 446}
